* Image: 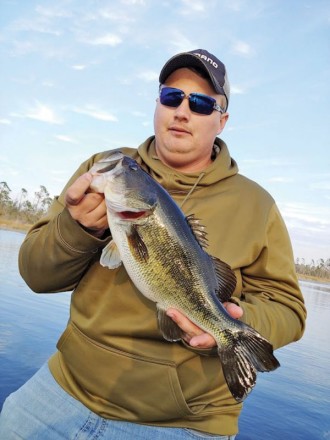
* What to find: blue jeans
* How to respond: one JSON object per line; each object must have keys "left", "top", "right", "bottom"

{"left": 0, "top": 363, "right": 236, "bottom": 439}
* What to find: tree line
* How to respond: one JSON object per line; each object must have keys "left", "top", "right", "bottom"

{"left": 0, "top": 181, "right": 52, "bottom": 226}
{"left": 295, "top": 258, "right": 330, "bottom": 280}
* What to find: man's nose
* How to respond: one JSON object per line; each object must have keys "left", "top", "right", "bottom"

{"left": 173, "top": 96, "right": 191, "bottom": 119}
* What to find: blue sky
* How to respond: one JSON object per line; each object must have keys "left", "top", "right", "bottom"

{"left": 1, "top": 0, "right": 329, "bottom": 262}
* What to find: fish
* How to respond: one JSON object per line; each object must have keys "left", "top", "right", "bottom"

{"left": 89, "top": 152, "right": 280, "bottom": 402}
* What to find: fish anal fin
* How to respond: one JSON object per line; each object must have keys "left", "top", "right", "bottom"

{"left": 186, "top": 214, "right": 208, "bottom": 250}
{"left": 127, "top": 225, "right": 149, "bottom": 263}
{"left": 100, "top": 240, "right": 122, "bottom": 269}
{"left": 217, "top": 327, "right": 280, "bottom": 402}
{"left": 212, "top": 257, "right": 237, "bottom": 303}
{"left": 157, "top": 307, "right": 184, "bottom": 342}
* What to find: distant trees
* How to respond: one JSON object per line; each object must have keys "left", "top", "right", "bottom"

{"left": 0, "top": 181, "right": 53, "bottom": 226}
{"left": 295, "top": 258, "right": 330, "bottom": 281}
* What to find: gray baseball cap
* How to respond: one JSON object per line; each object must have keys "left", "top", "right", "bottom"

{"left": 159, "top": 49, "right": 230, "bottom": 111}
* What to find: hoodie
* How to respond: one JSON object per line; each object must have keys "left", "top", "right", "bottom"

{"left": 18, "top": 136, "right": 306, "bottom": 436}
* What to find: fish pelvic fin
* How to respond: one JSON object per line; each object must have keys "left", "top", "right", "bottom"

{"left": 157, "top": 307, "right": 184, "bottom": 342}
{"left": 100, "top": 240, "right": 122, "bottom": 269}
{"left": 218, "top": 327, "right": 280, "bottom": 402}
{"left": 127, "top": 225, "right": 149, "bottom": 263}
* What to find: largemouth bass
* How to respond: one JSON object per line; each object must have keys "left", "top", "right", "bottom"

{"left": 90, "top": 152, "right": 280, "bottom": 401}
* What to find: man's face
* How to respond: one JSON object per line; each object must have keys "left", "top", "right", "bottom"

{"left": 154, "top": 67, "right": 228, "bottom": 173}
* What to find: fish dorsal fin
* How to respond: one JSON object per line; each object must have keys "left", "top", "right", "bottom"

{"left": 186, "top": 214, "right": 236, "bottom": 301}
{"left": 186, "top": 214, "right": 208, "bottom": 250}
{"left": 100, "top": 240, "right": 122, "bottom": 269}
{"left": 212, "top": 257, "right": 237, "bottom": 303}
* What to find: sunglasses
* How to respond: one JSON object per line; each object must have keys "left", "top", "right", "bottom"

{"left": 159, "top": 87, "right": 224, "bottom": 115}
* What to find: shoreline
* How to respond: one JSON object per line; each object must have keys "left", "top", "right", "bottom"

{"left": 297, "top": 274, "right": 330, "bottom": 285}
{"left": 0, "top": 222, "right": 31, "bottom": 233}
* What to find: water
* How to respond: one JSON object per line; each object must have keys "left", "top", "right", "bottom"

{"left": 0, "top": 229, "right": 329, "bottom": 439}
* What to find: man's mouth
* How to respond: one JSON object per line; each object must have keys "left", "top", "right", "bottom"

{"left": 169, "top": 125, "right": 190, "bottom": 134}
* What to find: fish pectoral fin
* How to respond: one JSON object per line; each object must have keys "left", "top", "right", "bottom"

{"left": 157, "top": 307, "right": 184, "bottom": 342}
{"left": 212, "top": 257, "right": 237, "bottom": 303}
{"left": 100, "top": 240, "right": 122, "bottom": 269}
{"left": 218, "top": 327, "right": 280, "bottom": 402}
{"left": 127, "top": 225, "right": 149, "bottom": 263}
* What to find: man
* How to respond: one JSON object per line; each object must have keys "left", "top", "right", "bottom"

{"left": 0, "top": 49, "right": 306, "bottom": 439}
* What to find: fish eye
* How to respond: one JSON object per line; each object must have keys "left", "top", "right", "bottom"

{"left": 129, "top": 163, "right": 138, "bottom": 171}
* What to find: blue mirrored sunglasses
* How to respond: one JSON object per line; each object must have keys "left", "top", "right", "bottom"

{"left": 159, "top": 87, "right": 224, "bottom": 115}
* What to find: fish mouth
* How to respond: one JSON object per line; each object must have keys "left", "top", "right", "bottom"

{"left": 117, "top": 210, "right": 150, "bottom": 220}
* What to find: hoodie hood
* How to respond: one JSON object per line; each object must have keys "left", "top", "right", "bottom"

{"left": 137, "top": 136, "right": 238, "bottom": 193}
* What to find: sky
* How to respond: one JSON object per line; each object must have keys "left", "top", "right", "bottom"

{"left": 0, "top": 0, "right": 329, "bottom": 262}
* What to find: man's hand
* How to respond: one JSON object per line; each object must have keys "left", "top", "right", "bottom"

{"left": 65, "top": 173, "right": 108, "bottom": 238}
{"left": 166, "top": 302, "right": 243, "bottom": 349}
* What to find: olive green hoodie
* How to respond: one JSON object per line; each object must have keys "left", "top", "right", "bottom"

{"left": 19, "top": 136, "right": 306, "bottom": 436}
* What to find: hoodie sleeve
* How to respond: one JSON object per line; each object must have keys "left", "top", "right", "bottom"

{"left": 234, "top": 204, "right": 306, "bottom": 350}
{"left": 18, "top": 156, "right": 111, "bottom": 293}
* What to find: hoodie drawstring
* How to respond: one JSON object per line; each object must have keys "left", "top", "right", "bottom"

{"left": 180, "top": 172, "right": 206, "bottom": 208}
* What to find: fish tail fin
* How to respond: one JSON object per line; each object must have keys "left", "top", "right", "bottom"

{"left": 218, "top": 327, "right": 280, "bottom": 402}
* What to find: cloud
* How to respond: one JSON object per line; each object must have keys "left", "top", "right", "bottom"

{"left": 280, "top": 202, "right": 330, "bottom": 260}
{"left": 232, "top": 40, "right": 254, "bottom": 57}
{"left": 230, "top": 85, "right": 246, "bottom": 95}
{"left": 72, "top": 64, "right": 87, "bottom": 70}
{"left": 99, "top": 9, "right": 136, "bottom": 23}
{"left": 179, "top": 0, "right": 206, "bottom": 14}
{"left": 88, "top": 33, "right": 122, "bottom": 46}
{"left": 9, "top": 18, "right": 62, "bottom": 36}
{"left": 241, "top": 158, "right": 292, "bottom": 168}
{"left": 26, "top": 102, "right": 63, "bottom": 124}
{"left": 168, "top": 31, "right": 197, "bottom": 53}
{"left": 72, "top": 106, "right": 118, "bottom": 122}
{"left": 35, "top": 5, "right": 72, "bottom": 19}
{"left": 54, "top": 135, "right": 78, "bottom": 144}
{"left": 42, "top": 80, "right": 55, "bottom": 87}
{"left": 137, "top": 70, "right": 159, "bottom": 82}
{"left": 121, "top": 0, "right": 146, "bottom": 5}
{"left": 223, "top": 0, "right": 243, "bottom": 12}
{"left": 268, "top": 176, "right": 294, "bottom": 183}
{"left": 280, "top": 202, "right": 330, "bottom": 230}
{"left": 131, "top": 111, "right": 146, "bottom": 117}
{"left": 0, "top": 119, "right": 11, "bottom": 125}
{"left": 310, "top": 180, "right": 330, "bottom": 191}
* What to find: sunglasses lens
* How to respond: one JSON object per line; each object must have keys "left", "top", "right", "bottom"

{"left": 189, "top": 94, "right": 214, "bottom": 115}
{"left": 160, "top": 88, "right": 183, "bottom": 107}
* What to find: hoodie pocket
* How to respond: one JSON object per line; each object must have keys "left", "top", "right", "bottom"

{"left": 57, "top": 322, "right": 197, "bottom": 421}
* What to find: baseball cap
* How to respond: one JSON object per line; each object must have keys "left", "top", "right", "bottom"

{"left": 159, "top": 49, "right": 230, "bottom": 111}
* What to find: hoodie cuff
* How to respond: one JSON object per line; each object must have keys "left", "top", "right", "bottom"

{"left": 57, "top": 208, "right": 111, "bottom": 254}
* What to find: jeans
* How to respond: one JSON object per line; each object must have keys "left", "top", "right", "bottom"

{"left": 0, "top": 363, "right": 236, "bottom": 440}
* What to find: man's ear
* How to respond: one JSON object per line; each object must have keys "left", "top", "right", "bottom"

{"left": 217, "top": 112, "right": 229, "bottom": 135}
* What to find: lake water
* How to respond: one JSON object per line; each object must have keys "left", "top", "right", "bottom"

{"left": 0, "top": 229, "right": 329, "bottom": 439}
